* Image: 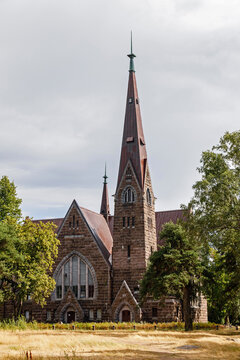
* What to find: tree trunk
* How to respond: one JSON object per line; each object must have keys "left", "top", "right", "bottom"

{"left": 183, "top": 284, "right": 193, "bottom": 331}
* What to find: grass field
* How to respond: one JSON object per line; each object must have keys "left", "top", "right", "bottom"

{"left": 0, "top": 329, "right": 240, "bottom": 359}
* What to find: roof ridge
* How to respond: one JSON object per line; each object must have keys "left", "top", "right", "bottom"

{"left": 155, "top": 209, "right": 184, "bottom": 213}
{"left": 80, "top": 206, "right": 103, "bottom": 216}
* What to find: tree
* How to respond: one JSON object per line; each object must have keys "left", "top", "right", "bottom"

{"left": 0, "top": 176, "right": 22, "bottom": 221}
{"left": 140, "top": 222, "right": 204, "bottom": 331}
{"left": 187, "top": 130, "right": 240, "bottom": 324}
{"left": 0, "top": 176, "right": 59, "bottom": 319}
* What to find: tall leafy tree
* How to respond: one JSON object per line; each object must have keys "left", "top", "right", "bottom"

{"left": 187, "top": 130, "right": 240, "bottom": 323}
{"left": 0, "top": 176, "right": 59, "bottom": 319}
{"left": 140, "top": 222, "right": 204, "bottom": 331}
{"left": 0, "top": 176, "right": 22, "bottom": 221}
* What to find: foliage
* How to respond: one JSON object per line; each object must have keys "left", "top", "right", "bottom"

{"left": 0, "top": 176, "right": 59, "bottom": 318}
{"left": 0, "top": 318, "right": 220, "bottom": 331}
{"left": 0, "top": 176, "right": 22, "bottom": 221}
{"left": 140, "top": 222, "right": 204, "bottom": 331}
{"left": 186, "top": 130, "right": 240, "bottom": 324}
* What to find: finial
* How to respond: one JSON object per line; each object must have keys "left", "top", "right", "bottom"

{"left": 128, "top": 31, "right": 136, "bottom": 72}
{"left": 103, "top": 163, "right": 108, "bottom": 184}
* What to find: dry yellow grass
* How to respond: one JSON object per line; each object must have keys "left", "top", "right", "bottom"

{"left": 0, "top": 329, "right": 240, "bottom": 359}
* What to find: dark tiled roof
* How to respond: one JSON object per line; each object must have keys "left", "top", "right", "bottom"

{"left": 155, "top": 209, "right": 185, "bottom": 245}
{"left": 80, "top": 206, "right": 113, "bottom": 257}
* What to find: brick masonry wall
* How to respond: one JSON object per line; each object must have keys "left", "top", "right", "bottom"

{"left": 112, "top": 161, "right": 157, "bottom": 303}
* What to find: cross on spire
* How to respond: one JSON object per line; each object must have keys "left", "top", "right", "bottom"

{"left": 128, "top": 31, "right": 136, "bottom": 72}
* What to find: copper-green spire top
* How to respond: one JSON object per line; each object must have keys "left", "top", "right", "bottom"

{"left": 127, "top": 31, "right": 136, "bottom": 72}
{"left": 103, "top": 163, "right": 108, "bottom": 184}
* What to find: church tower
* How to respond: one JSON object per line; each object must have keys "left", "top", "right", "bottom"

{"left": 112, "top": 38, "right": 157, "bottom": 311}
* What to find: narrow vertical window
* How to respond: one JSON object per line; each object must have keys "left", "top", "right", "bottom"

{"left": 69, "top": 221, "right": 71, "bottom": 229}
{"left": 64, "top": 261, "right": 70, "bottom": 294}
{"left": 72, "top": 256, "right": 78, "bottom": 298}
{"left": 80, "top": 261, "right": 86, "bottom": 298}
{"left": 150, "top": 246, "right": 153, "bottom": 254}
{"left": 88, "top": 270, "right": 94, "bottom": 298}
{"left": 152, "top": 307, "right": 158, "bottom": 318}
{"left": 76, "top": 220, "right": 79, "bottom": 229}
{"left": 97, "top": 309, "right": 102, "bottom": 321}
{"left": 127, "top": 217, "right": 130, "bottom": 227}
{"left": 127, "top": 245, "right": 131, "bottom": 258}
{"left": 89, "top": 309, "right": 94, "bottom": 321}
{"left": 73, "top": 215, "right": 75, "bottom": 228}
{"left": 132, "top": 217, "right": 135, "bottom": 227}
{"left": 122, "top": 217, "right": 125, "bottom": 228}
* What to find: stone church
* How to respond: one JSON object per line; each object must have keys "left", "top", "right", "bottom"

{"left": 0, "top": 45, "right": 207, "bottom": 324}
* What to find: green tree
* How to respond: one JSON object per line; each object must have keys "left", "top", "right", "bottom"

{"left": 0, "top": 177, "right": 59, "bottom": 319}
{"left": 0, "top": 176, "right": 22, "bottom": 221}
{"left": 187, "top": 130, "right": 240, "bottom": 324}
{"left": 140, "top": 222, "right": 204, "bottom": 331}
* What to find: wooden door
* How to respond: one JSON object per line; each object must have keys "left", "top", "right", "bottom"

{"left": 67, "top": 311, "right": 75, "bottom": 323}
{"left": 122, "top": 310, "right": 130, "bottom": 322}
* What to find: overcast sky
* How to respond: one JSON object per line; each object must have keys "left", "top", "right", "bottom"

{"left": 0, "top": 0, "right": 240, "bottom": 219}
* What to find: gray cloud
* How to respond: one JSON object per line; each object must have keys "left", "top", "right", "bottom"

{"left": 0, "top": 0, "right": 240, "bottom": 219}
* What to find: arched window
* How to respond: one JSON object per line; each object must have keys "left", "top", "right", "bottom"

{"left": 122, "top": 186, "right": 136, "bottom": 204}
{"left": 55, "top": 255, "right": 95, "bottom": 300}
{"left": 146, "top": 188, "right": 152, "bottom": 205}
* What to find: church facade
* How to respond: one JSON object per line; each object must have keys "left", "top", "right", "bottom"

{"left": 0, "top": 46, "right": 207, "bottom": 323}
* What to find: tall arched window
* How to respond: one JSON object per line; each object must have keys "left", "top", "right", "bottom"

{"left": 122, "top": 186, "right": 136, "bottom": 204}
{"left": 146, "top": 188, "right": 152, "bottom": 205}
{"left": 55, "top": 255, "right": 95, "bottom": 300}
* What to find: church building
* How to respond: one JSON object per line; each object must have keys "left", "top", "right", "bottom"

{"left": 0, "top": 43, "right": 207, "bottom": 323}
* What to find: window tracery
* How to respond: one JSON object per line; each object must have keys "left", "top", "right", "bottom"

{"left": 55, "top": 255, "right": 95, "bottom": 300}
{"left": 122, "top": 186, "right": 136, "bottom": 204}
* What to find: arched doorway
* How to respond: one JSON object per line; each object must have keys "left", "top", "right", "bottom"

{"left": 119, "top": 305, "right": 132, "bottom": 322}
{"left": 122, "top": 310, "right": 131, "bottom": 322}
{"left": 67, "top": 311, "right": 75, "bottom": 323}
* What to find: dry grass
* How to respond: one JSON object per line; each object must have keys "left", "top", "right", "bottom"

{"left": 0, "top": 329, "right": 240, "bottom": 359}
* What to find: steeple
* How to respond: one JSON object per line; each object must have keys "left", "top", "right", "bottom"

{"left": 100, "top": 164, "right": 110, "bottom": 221}
{"left": 116, "top": 36, "right": 147, "bottom": 190}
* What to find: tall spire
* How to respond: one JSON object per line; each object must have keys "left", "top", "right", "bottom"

{"left": 100, "top": 164, "right": 110, "bottom": 221}
{"left": 128, "top": 31, "right": 136, "bottom": 72}
{"left": 116, "top": 38, "right": 147, "bottom": 189}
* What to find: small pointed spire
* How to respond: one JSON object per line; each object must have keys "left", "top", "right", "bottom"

{"left": 103, "top": 163, "right": 108, "bottom": 184}
{"left": 128, "top": 31, "right": 136, "bottom": 72}
{"left": 100, "top": 164, "right": 110, "bottom": 221}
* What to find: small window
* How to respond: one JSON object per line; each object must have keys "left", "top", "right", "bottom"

{"left": 127, "top": 217, "right": 130, "bottom": 227}
{"left": 134, "top": 286, "right": 139, "bottom": 294}
{"left": 73, "top": 215, "right": 75, "bottom": 228}
{"left": 123, "top": 187, "right": 135, "bottom": 204}
{"left": 46, "top": 311, "right": 51, "bottom": 322}
{"left": 122, "top": 217, "right": 125, "bottom": 228}
{"left": 97, "top": 309, "right": 102, "bottom": 321}
{"left": 136, "top": 98, "right": 139, "bottom": 104}
{"left": 152, "top": 307, "right": 158, "bottom": 318}
{"left": 128, "top": 97, "right": 133, "bottom": 104}
{"left": 56, "top": 286, "right": 62, "bottom": 299}
{"left": 146, "top": 188, "right": 152, "bottom": 205}
{"left": 69, "top": 221, "right": 71, "bottom": 229}
{"left": 76, "top": 220, "right": 79, "bottom": 229}
{"left": 127, "top": 245, "right": 131, "bottom": 258}
{"left": 132, "top": 217, "right": 135, "bottom": 227}
{"left": 151, "top": 246, "right": 153, "bottom": 254}
{"left": 126, "top": 136, "right": 134, "bottom": 143}
{"left": 89, "top": 309, "right": 94, "bottom": 321}
{"left": 25, "top": 310, "right": 30, "bottom": 321}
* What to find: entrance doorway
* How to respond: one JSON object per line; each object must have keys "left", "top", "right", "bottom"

{"left": 67, "top": 311, "right": 75, "bottom": 323}
{"left": 122, "top": 310, "right": 131, "bottom": 322}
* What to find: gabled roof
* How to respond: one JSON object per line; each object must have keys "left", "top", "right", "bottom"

{"left": 33, "top": 201, "right": 113, "bottom": 264}
{"left": 80, "top": 206, "right": 113, "bottom": 257}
